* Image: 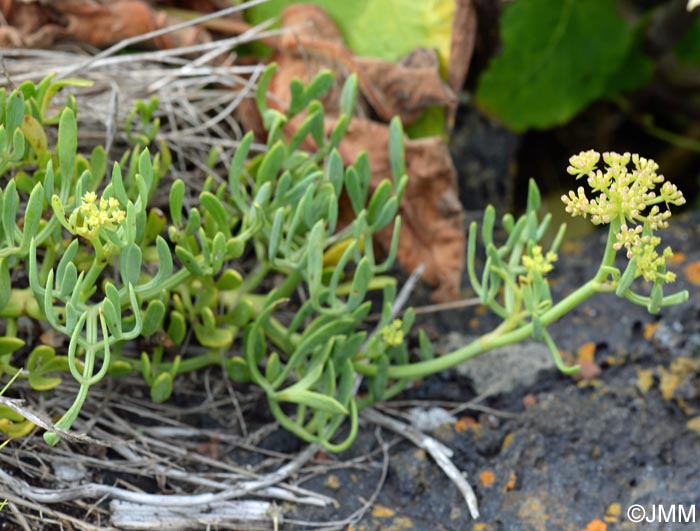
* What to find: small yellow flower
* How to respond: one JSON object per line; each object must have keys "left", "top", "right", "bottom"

{"left": 77, "top": 191, "right": 125, "bottom": 237}
{"left": 382, "top": 319, "right": 404, "bottom": 347}
{"left": 522, "top": 245, "right": 557, "bottom": 276}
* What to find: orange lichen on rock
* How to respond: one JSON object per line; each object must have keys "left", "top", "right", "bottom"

{"left": 577, "top": 342, "right": 596, "bottom": 363}
{"left": 455, "top": 416, "right": 478, "bottom": 434}
{"left": 479, "top": 470, "right": 496, "bottom": 487}
{"left": 636, "top": 368, "right": 654, "bottom": 394}
{"left": 371, "top": 505, "right": 396, "bottom": 518}
{"left": 668, "top": 251, "right": 686, "bottom": 264}
{"left": 644, "top": 321, "right": 661, "bottom": 340}
{"left": 504, "top": 472, "right": 517, "bottom": 492}
{"left": 684, "top": 261, "right": 700, "bottom": 286}
{"left": 581, "top": 519, "right": 606, "bottom": 531}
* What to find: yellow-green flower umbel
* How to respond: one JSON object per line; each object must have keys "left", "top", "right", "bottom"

{"left": 561, "top": 150, "right": 685, "bottom": 283}
{"left": 78, "top": 192, "right": 126, "bottom": 238}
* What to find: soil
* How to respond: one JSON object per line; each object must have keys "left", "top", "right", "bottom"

{"left": 287, "top": 210, "right": 700, "bottom": 531}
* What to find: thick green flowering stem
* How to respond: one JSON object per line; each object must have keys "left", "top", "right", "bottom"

{"left": 354, "top": 280, "right": 599, "bottom": 381}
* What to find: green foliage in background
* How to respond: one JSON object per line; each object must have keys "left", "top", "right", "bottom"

{"left": 675, "top": 18, "right": 700, "bottom": 65}
{"left": 476, "top": 0, "right": 653, "bottom": 131}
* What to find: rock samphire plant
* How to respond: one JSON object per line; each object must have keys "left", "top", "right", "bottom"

{"left": 0, "top": 66, "right": 689, "bottom": 450}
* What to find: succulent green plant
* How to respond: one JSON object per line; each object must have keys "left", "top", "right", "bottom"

{"left": 0, "top": 65, "right": 689, "bottom": 452}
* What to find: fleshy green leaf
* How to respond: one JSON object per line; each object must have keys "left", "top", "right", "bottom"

{"left": 151, "top": 372, "right": 174, "bottom": 403}
{"left": 0, "top": 337, "right": 24, "bottom": 356}
{"left": 142, "top": 300, "right": 166, "bottom": 336}
{"left": 388, "top": 117, "right": 405, "bottom": 181}
{"left": 119, "top": 243, "right": 143, "bottom": 285}
{"left": 167, "top": 310, "right": 187, "bottom": 344}
{"left": 169, "top": 179, "right": 185, "bottom": 227}
{"left": 175, "top": 246, "right": 203, "bottom": 276}
{"left": 57, "top": 107, "right": 77, "bottom": 182}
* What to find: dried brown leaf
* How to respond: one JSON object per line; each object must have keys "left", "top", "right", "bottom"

{"left": 0, "top": 0, "right": 210, "bottom": 49}
{"left": 448, "top": 0, "right": 477, "bottom": 93}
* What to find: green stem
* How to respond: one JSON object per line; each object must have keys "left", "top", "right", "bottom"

{"left": 120, "top": 350, "right": 220, "bottom": 375}
{"left": 44, "top": 310, "right": 99, "bottom": 445}
{"left": 354, "top": 280, "right": 599, "bottom": 380}
{"left": 594, "top": 223, "right": 620, "bottom": 283}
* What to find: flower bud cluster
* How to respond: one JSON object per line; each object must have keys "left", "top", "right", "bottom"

{"left": 78, "top": 192, "right": 126, "bottom": 237}
{"left": 613, "top": 225, "right": 675, "bottom": 282}
{"left": 381, "top": 319, "right": 404, "bottom": 347}
{"left": 522, "top": 245, "right": 557, "bottom": 276}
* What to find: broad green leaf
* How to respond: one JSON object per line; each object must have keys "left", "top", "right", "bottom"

{"left": 247, "top": 1, "right": 454, "bottom": 70}
{"left": 476, "top": 0, "right": 635, "bottom": 131}
{"left": 676, "top": 20, "right": 700, "bottom": 66}
{"left": 602, "top": 24, "right": 653, "bottom": 98}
